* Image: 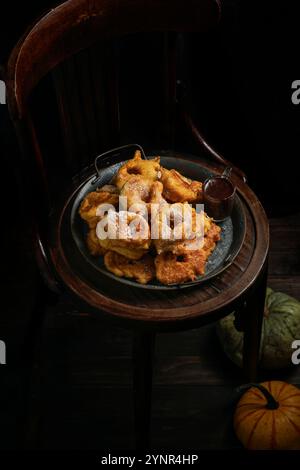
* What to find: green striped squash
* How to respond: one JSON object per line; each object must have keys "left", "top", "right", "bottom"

{"left": 217, "top": 288, "right": 300, "bottom": 369}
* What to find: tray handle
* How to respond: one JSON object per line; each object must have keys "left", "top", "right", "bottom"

{"left": 93, "top": 143, "right": 147, "bottom": 184}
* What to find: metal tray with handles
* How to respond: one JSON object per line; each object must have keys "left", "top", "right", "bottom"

{"left": 69, "top": 145, "right": 246, "bottom": 290}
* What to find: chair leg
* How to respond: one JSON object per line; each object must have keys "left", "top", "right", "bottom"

{"left": 20, "top": 273, "right": 49, "bottom": 448}
{"left": 132, "top": 330, "right": 155, "bottom": 451}
{"left": 243, "top": 262, "right": 268, "bottom": 382}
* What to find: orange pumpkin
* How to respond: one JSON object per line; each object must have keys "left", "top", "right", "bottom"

{"left": 234, "top": 381, "right": 300, "bottom": 450}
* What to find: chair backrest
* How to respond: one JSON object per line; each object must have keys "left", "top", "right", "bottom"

{"left": 6, "top": 0, "right": 220, "bottom": 117}
{"left": 4, "top": 0, "right": 221, "bottom": 207}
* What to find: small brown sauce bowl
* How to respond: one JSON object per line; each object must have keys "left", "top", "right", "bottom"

{"left": 203, "top": 174, "right": 236, "bottom": 222}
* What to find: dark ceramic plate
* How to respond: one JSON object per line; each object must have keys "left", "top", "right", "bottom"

{"left": 70, "top": 156, "right": 246, "bottom": 290}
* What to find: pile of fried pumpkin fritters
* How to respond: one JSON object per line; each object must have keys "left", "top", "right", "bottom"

{"left": 79, "top": 151, "right": 221, "bottom": 285}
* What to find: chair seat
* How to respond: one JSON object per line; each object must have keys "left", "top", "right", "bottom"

{"left": 49, "top": 152, "right": 269, "bottom": 331}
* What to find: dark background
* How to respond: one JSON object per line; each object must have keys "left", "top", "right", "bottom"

{"left": 1, "top": 0, "right": 300, "bottom": 211}
{"left": 0, "top": 0, "right": 300, "bottom": 451}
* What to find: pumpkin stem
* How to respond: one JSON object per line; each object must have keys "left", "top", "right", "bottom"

{"left": 237, "top": 383, "right": 279, "bottom": 410}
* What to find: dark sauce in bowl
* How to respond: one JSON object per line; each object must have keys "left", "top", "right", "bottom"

{"left": 203, "top": 176, "right": 235, "bottom": 221}
{"left": 205, "top": 177, "right": 234, "bottom": 200}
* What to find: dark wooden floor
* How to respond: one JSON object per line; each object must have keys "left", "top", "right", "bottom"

{"left": 16, "top": 211, "right": 298, "bottom": 450}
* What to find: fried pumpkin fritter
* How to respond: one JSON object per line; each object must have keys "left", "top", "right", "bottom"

{"left": 97, "top": 211, "right": 151, "bottom": 260}
{"left": 153, "top": 204, "right": 213, "bottom": 255}
{"left": 202, "top": 223, "right": 222, "bottom": 256}
{"left": 79, "top": 189, "right": 119, "bottom": 228}
{"left": 120, "top": 175, "right": 152, "bottom": 211}
{"left": 114, "top": 150, "right": 161, "bottom": 190}
{"left": 104, "top": 251, "right": 155, "bottom": 284}
{"left": 86, "top": 229, "right": 107, "bottom": 256}
{"left": 161, "top": 168, "right": 203, "bottom": 203}
{"left": 155, "top": 250, "right": 207, "bottom": 285}
{"left": 154, "top": 221, "right": 221, "bottom": 285}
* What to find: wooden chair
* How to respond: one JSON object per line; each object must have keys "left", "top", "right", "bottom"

{"left": 3, "top": 0, "right": 269, "bottom": 449}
